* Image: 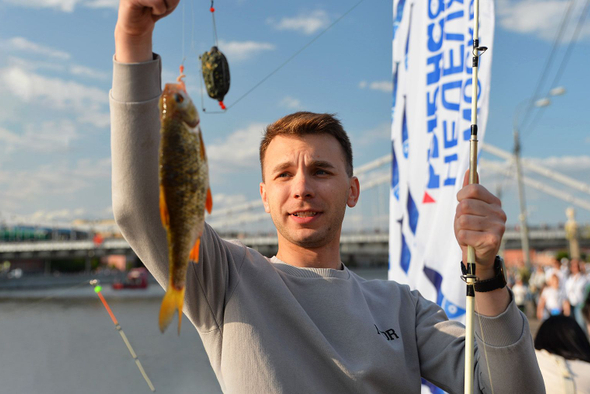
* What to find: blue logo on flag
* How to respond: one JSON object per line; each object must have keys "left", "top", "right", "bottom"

{"left": 402, "top": 100, "right": 409, "bottom": 158}
{"left": 400, "top": 231, "right": 411, "bottom": 274}
{"left": 392, "top": 0, "right": 406, "bottom": 40}
{"left": 392, "top": 67, "right": 399, "bottom": 111}
{"left": 407, "top": 190, "right": 419, "bottom": 235}
{"left": 421, "top": 379, "right": 445, "bottom": 394}
{"left": 392, "top": 142, "right": 400, "bottom": 201}
{"left": 404, "top": 5, "right": 412, "bottom": 70}
{"left": 423, "top": 266, "right": 465, "bottom": 319}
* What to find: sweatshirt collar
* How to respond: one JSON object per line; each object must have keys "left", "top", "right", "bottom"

{"left": 270, "top": 256, "right": 350, "bottom": 279}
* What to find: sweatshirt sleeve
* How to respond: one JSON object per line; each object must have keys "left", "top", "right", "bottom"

{"left": 414, "top": 289, "right": 545, "bottom": 394}
{"left": 109, "top": 55, "right": 245, "bottom": 333}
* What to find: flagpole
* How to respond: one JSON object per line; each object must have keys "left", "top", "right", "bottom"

{"left": 464, "top": 0, "right": 487, "bottom": 392}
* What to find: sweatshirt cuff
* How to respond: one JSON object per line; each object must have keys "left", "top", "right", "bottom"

{"left": 474, "top": 288, "right": 525, "bottom": 347}
{"left": 111, "top": 53, "right": 161, "bottom": 103}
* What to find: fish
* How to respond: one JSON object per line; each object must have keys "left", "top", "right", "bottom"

{"left": 158, "top": 78, "right": 212, "bottom": 334}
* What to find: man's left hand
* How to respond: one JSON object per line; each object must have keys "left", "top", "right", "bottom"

{"left": 454, "top": 171, "right": 506, "bottom": 280}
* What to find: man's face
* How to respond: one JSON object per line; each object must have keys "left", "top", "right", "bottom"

{"left": 259, "top": 134, "right": 359, "bottom": 249}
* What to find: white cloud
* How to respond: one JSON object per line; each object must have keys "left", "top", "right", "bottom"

{"left": 7, "top": 55, "right": 66, "bottom": 73}
{"left": 2, "top": 0, "right": 117, "bottom": 12}
{"left": 0, "top": 158, "right": 111, "bottom": 212}
{"left": 6, "top": 55, "right": 108, "bottom": 82}
{"left": 85, "top": 0, "right": 117, "bottom": 9}
{"left": 526, "top": 155, "right": 590, "bottom": 171}
{"left": 268, "top": 10, "right": 330, "bottom": 35}
{"left": 76, "top": 111, "right": 111, "bottom": 128}
{"left": 352, "top": 122, "right": 391, "bottom": 147}
{"left": 70, "top": 65, "right": 109, "bottom": 81}
{"left": 207, "top": 123, "right": 265, "bottom": 171}
{"left": 0, "top": 120, "right": 80, "bottom": 154}
{"left": 2, "top": 0, "right": 78, "bottom": 12}
{"left": 211, "top": 193, "right": 248, "bottom": 209}
{"left": 279, "top": 96, "right": 303, "bottom": 109}
{"left": 497, "top": 0, "right": 590, "bottom": 42}
{"left": 2, "top": 37, "right": 71, "bottom": 59}
{"left": 0, "top": 66, "right": 109, "bottom": 127}
{"left": 359, "top": 80, "right": 393, "bottom": 93}
{"left": 218, "top": 39, "right": 275, "bottom": 62}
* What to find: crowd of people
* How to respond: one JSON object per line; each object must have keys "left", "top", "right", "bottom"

{"left": 508, "top": 257, "right": 590, "bottom": 393}
{"left": 509, "top": 257, "right": 590, "bottom": 332}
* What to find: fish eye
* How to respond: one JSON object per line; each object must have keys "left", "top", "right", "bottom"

{"left": 174, "top": 93, "right": 185, "bottom": 104}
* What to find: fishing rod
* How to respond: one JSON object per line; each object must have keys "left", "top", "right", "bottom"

{"left": 463, "top": 0, "right": 488, "bottom": 392}
{"left": 90, "top": 280, "right": 156, "bottom": 392}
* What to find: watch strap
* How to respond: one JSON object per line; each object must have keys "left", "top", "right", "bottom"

{"left": 460, "top": 256, "right": 507, "bottom": 292}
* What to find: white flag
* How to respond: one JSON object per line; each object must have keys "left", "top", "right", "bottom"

{"left": 389, "top": 0, "right": 495, "bottom": 323}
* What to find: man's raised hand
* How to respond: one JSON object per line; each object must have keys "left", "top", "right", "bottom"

{"left": 454, "top": 171, "right": 506, "bottom": 280}
{"left": 115, "top": 0, "right": 180, "bottom": 63}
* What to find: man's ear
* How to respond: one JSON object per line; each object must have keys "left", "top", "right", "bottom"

{"left": 260, "top": 182, "right": 271, "bottom": 213}
{"left": 347, "top": 176, "right": 360, "bottom": 208}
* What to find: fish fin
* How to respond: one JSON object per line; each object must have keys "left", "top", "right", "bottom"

{"left": 206, "top": 188, "right": 213, "bottom": 214}
{"left": 159, "top": 186, "right": 169, "bottom": 229}
{"left": 198, "top": 132, "right": 207, "bottom": 160}
{"left": 190, "top": 238, "right": 201, "bottom": 264}
{"left": 159, "top": 281, "right": 186, "bottom": 335}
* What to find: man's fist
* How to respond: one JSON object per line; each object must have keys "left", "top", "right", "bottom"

{"left": 115, "top": 0, "right": 180, "bottom": 63}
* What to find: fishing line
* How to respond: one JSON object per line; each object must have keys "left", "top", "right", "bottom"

{"left": 90, "top": 280, "right": 156, "bottom": 392}
{"left": 9, "top": 279, "right": 90, "bottom": 311}
{"left": 182, "top": 0, "right": 186, "bottom": 67}
{"left": 474, "top": 296, "right": 495, "bottom": 394}
{"left": 522, "top": 0, "right": 590, "bottom": 141}
{"left": 211, "top": 0, "right": 219, "bottom": 48}
{"left": 202, "top": 0, "right": 366, "bottom": 113}
{"left": 517, "top": 0, "right": 576, "bottom": 132}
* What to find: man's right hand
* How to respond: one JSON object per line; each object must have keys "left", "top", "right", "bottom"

{"left": 115, "top": 0, "right": 180, "bottom": 63}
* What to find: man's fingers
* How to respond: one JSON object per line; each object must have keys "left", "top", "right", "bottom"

{"left": 456, "top": 198, "right": 506, "bottom": 222}
{"left": 457, "top": 183, "right": 501, "bottom": 207}
{"left": 455, "top": 228, "right": 502, "bottom": 248}
{"left": 462, "top": 170, "right": 479, "bottom": 187}
{"left": 151, "top": 1, "right": 167, "bottom": 15}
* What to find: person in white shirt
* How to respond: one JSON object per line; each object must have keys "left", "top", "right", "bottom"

{"left": 511, "top": 275, "right": 529, "bottom": 314}
{"left": 567, "top": 259, "right": 589, "bottom": 334}
{"left": 538, "top": 273, "right": 571, "bottom": 321}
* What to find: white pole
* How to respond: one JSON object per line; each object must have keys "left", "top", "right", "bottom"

{"left": 464, "top": 0, "right": 486, "bottom": 391}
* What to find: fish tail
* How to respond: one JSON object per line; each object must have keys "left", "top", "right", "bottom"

{"left": 159, "top": 281, "right": 186, "bottom": 335}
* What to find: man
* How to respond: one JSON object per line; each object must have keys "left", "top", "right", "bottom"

{"left": 110, "top": 1, "right": 544, "bottom": 392}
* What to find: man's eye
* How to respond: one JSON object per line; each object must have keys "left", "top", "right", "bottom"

{"left": 315, "top": 169, "right": 328, "bottom": 175}
{"left": 277, "top": 173, "right": 289, "bottom": 178}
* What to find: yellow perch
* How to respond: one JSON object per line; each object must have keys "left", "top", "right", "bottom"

{"left": 158, "top": 80, "right": 212, "bottom": 334}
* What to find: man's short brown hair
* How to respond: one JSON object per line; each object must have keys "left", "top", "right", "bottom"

{"left": 259, "top": 112, "right": 354, "bottom": 179}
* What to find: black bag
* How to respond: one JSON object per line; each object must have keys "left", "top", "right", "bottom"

{"left": 201, "top": 46, "right": 230, "bottom": 108}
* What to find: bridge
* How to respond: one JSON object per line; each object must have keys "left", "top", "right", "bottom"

{"left": 2, "top": 145, "right": 589, "bottom": 270}
{"left": 0, "top": 229, "right": 586, "bottom": 267}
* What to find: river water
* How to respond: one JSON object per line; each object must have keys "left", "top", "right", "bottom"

{"left": 0, "top": 267, "right": 388, "bottom": 394}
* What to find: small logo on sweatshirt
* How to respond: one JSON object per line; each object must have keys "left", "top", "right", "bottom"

{"left": 374, "top": 324, "right": 399, "bottom": 341}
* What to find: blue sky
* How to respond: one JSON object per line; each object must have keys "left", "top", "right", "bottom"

{"left": 0, "top": 0, "right": 589, "bottom": 230}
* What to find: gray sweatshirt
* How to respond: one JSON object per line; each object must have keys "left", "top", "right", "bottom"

{"left": 109, "top": 55, "right": 545, "bottom": 394}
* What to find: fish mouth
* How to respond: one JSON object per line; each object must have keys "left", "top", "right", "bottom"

{"left": 187, "top": 118, "right": 200, "bottom": 128}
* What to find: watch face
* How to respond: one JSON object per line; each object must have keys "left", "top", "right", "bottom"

{"left": 498, "top": 257, "right": 507, "bottom": 281}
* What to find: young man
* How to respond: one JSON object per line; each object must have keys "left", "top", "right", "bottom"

{"left": 110, "top": 1, "right": 544, "bottom": 392}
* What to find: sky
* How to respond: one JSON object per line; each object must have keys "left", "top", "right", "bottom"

{"left": 0, "top": 0, "right": 589, "bottom": 231}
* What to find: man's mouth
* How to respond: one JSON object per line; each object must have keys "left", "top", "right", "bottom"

{"left": 290, "top": 211, "right": 319, "bottom": 218}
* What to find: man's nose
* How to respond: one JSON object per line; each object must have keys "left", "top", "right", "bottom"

{"left": 292, "top": 173, "right": 314, "bottom": 199}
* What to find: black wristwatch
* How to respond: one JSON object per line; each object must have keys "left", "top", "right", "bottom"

{"left": 461, "top": 256, "right": 507, "bottom": 292}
